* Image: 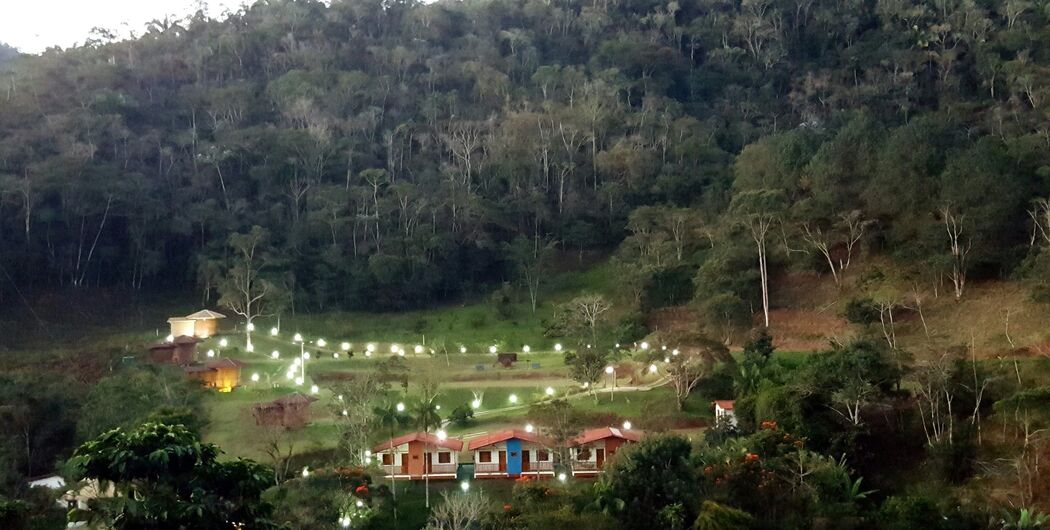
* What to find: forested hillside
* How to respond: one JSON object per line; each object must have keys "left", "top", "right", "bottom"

{"left": 2, "top": 0, "right": 1050, "bottom": 314}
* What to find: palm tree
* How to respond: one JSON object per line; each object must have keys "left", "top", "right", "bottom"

{"left": 412, "top": 395, "right": 442, "bottom": 509}
{"left": 372, "top": 401, "right": 408, "bottom": 502}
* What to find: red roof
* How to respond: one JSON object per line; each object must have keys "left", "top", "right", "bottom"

{"left": 714, "top": 400, "right": 735, "bottom": 410}
{"left": 466, "top": 429, "right": 553, "bottom": 451}
{"left": 372, "top": 432, "right": 464, "bottom": 453}
{"left": 206, "top": 358, "right": 246, "bottom": 369}
{"left": 173, "top": 335, "right": 201, "bottom": 345}
{"left": 570, "top": 427, "right": 642, "bottom": 446}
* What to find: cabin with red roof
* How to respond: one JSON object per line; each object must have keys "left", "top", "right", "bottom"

{"left": 371, "top": 432, "right": 464, "bottom": 480}
{"left": 181, "top": 358, "right": 246, "bottom": 392}
{"left": 568, "top": 427, "right": 642, "bottom": 476}
{"left": 251, "top": 392, "right": 319, "bottom": 429}
{"left": 467, "top": 429, "right": 554, "bottom": 478}
{"left": 149, "top": 335, "right": 200, "bottom": 364}
{"left": 714, "top": 400, "right": 737, "bottom": 426}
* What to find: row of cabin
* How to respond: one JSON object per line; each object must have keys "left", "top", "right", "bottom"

{"left": 167, "top": 309, "right": 226, "bottom": 338}
{"left": 148, "top": 336, "right": 247, "bottom": 392}
{"left": 371, "top": 427, "right": 642, "bottom": 480}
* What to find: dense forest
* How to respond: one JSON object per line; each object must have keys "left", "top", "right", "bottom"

{"left": 2, "top": 0, "right": 1050, "bottom": 316}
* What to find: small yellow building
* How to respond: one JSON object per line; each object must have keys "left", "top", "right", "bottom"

{"left": 167, "top": 309, "right": 226, "bottom": 338}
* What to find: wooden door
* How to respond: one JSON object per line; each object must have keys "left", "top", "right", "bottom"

{"left": 596, "top": 448, "right": 606, "bottom": 469}
{"left": 425, "top": 453, "right": 433, "bottom": 474}
{"left": 521, "top": 450, "right": 531, "bottom": 472}
{"left": 400, "top": 455, "right": 409, "bottom": 474}
{"left": 498, "top": 451, "right": 507, "bottom": 472}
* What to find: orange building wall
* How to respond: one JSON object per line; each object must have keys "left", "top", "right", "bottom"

{"left": 407, "top": 441, "right": 425, "bottom": 476}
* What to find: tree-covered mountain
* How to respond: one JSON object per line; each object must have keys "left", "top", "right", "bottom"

{"left": 1, "top": 0, "right": 1049, "bottom": 312}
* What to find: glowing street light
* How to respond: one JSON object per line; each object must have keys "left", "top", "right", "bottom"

{"left": 271, "top": 350, "right": 280, "bottom": 359}
{"left": 471, "top": 399, "right": 481, "bottom": 409}
{"left": 605, "top": 366, "right": 615, "bottom": 374}
{"left": 301, "top": 467, "right": 310, "bottom": 478}
{"left": 251, "top": 372, "right": 260, "bottom": 382}
{"left": 662, "top": 345, "right": 668, "bottom": 351}
{"left": 664, "top": 357, "right": 671, "bottom": 363}
{"left": 460, "top": 481, "right": 470, "bottom": 492}
{"left": 293, "top": 333, "right": 303, "bottom": 343}
{"left": 292, "top": 357, "right": 302, "bottom": 366}
{"left": 303, "top": 351, "right": 311, "bottom": 360}
{"left": 524, "top": 423, "right": 534, "bottom": 433}
{"left": 356, "top": 500, "right": 364, "bottom": 508}
{"left": 246, "top": 343, "right": 255, "bottom": 352}
{"left": 310, "top": 384, "right": 319, "bottom": 394}
{"left": 460, "top": 346, "right": 467, "bottom": 353}
{"left": 605, "top": 366, "right": 616, "bottom": 401}
{"left": 508, "top": 394, "right": 519, "bottom": 404}
{"left": 649, "top": 364, "right": 658, "bottom": 374}
{"left": 366, "top": 343, "right": 376, "bottom": 353}
{"left": 286, "top": 372, "right": 294, "bottom": 381}
{"left": 414, "top": 344, "right": 424, "bottom": 354}
{"left": 672, "top": 348, "right": 680, "bottom": 356}
{"left": 207, "top": 349, "right": 215, "bottom": 358}
{"left": 390, "top": 344, "right": 400, "bottom": 354}
{"left": 397, "top": 348, "right": 405, "bottom": 357}
{"left": 341, "top": 342, "right": 350, "bottom": 351}
{"left": 640, "top": 341, "right": 649, "bottom": 350}
{"left": 437, "top": 429, "right": 448, "bottom": 440}
{"left": 337, "top": 395, "right": 344, "bottom": 401}
{"left": 554, "top": 343, "right": 563, "bottom": 352}
{"left": 523, "top": 345, "right": 531, "bottom": 353}
{"left": 247, "top": 322, "right": 255, "bottom": 332}
{"left": 316, "top": 338, "right": 327, "bottom": 348}
{"left": 333, "top": 352, "right": 340, "bottom": 359}
{"left": 622, "top": 420, "right": 632, "bottom": 430}
{"left": 294, "top": 377, "right": 304, "bottom": 386}
{"left": 396, "top": 402, "right": 406, "bottom": 412}
{"left": 558, "top": 472, "right": 567, "bottom": 482}
{"left": 270, "top": 327, "right": 279, "bottom": 336}
{"left": 219, "top": 338, "right": 229, "bottom": 348}
{"left": 165, "top": 334, "right": 174, "bottom": 343}
{"left": 545, "top": 386, "right": 555, "bottom": 396}
{"left": 489, "top": 345, "right": 497, "bottom": 354}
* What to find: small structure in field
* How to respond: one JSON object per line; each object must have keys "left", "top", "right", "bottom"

{"left": 468, "top": 429, "right": 554, "bottom": 478}
{"left": 149, "top": 335, "right": 200, "bottom": 364}
{"left": 181, "top": 358, "right": 246, "bottom": 392}
{"left": 372, "top": 432, "right": 464, "bottom": 480}
{"left": 568, "top": 427, "right": 642, "bottom": 476}
{"left": 714, "top": 400, "right": 737, "bottom": 426}
{"left": 495, "top": 352, "right": 518, "bottom": 368}
{"left": 167, "top": 309, "right": 226, "bottom": 338}
{"left": 252, "top": 392, "right": 319, "bottom": 429}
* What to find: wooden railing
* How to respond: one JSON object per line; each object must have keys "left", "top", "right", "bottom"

{"left": 529, "top": 461, "right": 554, "bottom": 471}
{"left": 427, "top": 463, "right": 458, "bottom": 474}
{"left": 475, "top": 463, "right": 503, "bottom": 473}
{"left": 571, "top": 460, "right": 599, "bottom": 471}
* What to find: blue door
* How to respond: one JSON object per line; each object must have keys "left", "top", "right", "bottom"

{"left": 506, "top": 439, "right": 522, "bottom": 475}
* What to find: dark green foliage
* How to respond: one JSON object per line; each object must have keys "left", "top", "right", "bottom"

{"left": 69, "top": 422, "right": 277, "bottom": 530}
{"left": 605, "top": 435, "right": 698, "bottom": 529}
{"left": 75, "top": 366, "right": 206, "bottom": 440}
{"left": 843, "top": 298, "right": 880, "bottom": 325}
{"left": 613, "top": 311, "right": 648, "bottom": 344}
{"left": 448, "top": 404, "right": 475, "bottom": 427}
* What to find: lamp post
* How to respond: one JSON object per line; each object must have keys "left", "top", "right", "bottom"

{"left": 605, "top": 365, "right": 615, "bottom": 402}
{"left": 293, "top": 334, "right": 307, "bottom": 383}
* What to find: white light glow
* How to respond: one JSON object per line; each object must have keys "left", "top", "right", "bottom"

{"left": 622, "top": 421, "right": 632, "bottom": 430}
{"left": 437, "top": 429, "right": 447, "bottom": 440}
{"left": 396, "top": 402, "right": 405, "bottom": 412}
{"left": 165, "top": 334, "right": 174, "bottom": 343}
{"left": 558, "top": 472, "right": 567, "bottom": 482}
{"left": 219, "top": 338, "right": 228, "bottom": 348}
{"left": 341, "top": 342, "right": 350, "bottom": 351}
{"left": 206, "top": 349, "right": 215, "bottom": 358}
{"left": 508, "top": 394, "right": 519, "bottom": 404}
{"left": 270, "top": 327, "right": 279, "bottom": 336}
{"left": 246, "top": 343, "right": 255, "bottom": 352}
{"left": 316, "top": 339, "right": 327, "bottom": 347}
{"left": 390, "top": 344, "right": 400, "bottom": 354}
{"left": 471, "top": 399, "right": 481, "bottom": 409}
{"left": 525, "top": 423, "right": 534, "bottom": 433}
{"left": 310, "top": 385, "right": 319, "bottom": 394}
{"left": 246, "top": 322, "right": 255, "bottom": 332}
{"left": 489, "top": 345, "right": 497, "bottom": 354}
{"left": 649, "top": 364, "right": 658, "bottom": 374}
{"left": 366, "top": 343, "right": 376, "bottom": 352}
{"left": 414, "top": 345, "right": 424, "bottom": 354}
{"left": 460, "top": 346, "right": 467, "bottom": 353}
{"left": 251, "top": 372, "right": 259, "bottom": 382}
{"left": 303, "top": 352, "right": 311, "bottom": 360}
{"left": 545, "top": 386, "right": 555, "bottom": 396}
{"left": 554, "top": 343, "right": 563, "bottom": 352}
{"left": 271, "top": 351, "right": 280, "bottom": 359}
{"left": 295, "top": 377, "right": 304, "bottom": 385}
{"left": 640, "top": 342, "right": 649, "bottom": 350}
{"left": 302, "top": 467, "right": 309, "bottom": 478}
{"left": 460, "top": 481, "right": 470, "bottom": 492}
{"left": 605, "top": 366, "right": 615, "bottom": 374}
{"left": 293, "top": 333, "right": 303, "bottom": 343}
{"left": 672, "top": 348, "right": 680, "bottom": 356}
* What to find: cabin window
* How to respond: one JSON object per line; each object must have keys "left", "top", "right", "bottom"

{"left": 479, "top": 451, "right": 492, "bottom": 463}
{"left": 438, "top": 452, "right": 451, "bottom": 464}
{"left": 577, "top": 447, "right": 592, "bottom": 460}
{"left": 382, "top": 453, "right": 393, "bottom": 465}
{"left": 537, "top": 450, "right": 550, "bottom": 461}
